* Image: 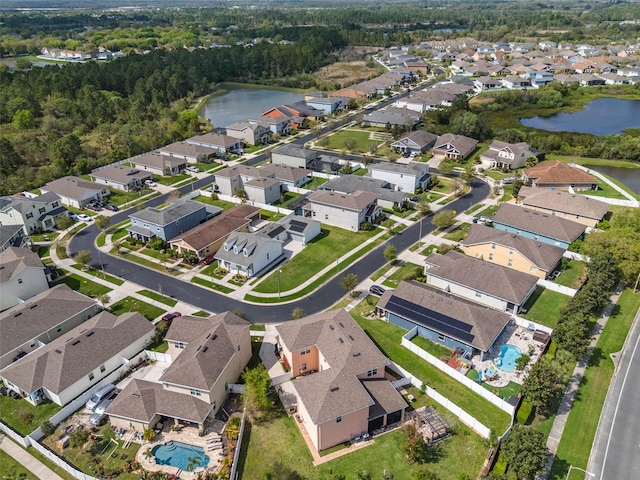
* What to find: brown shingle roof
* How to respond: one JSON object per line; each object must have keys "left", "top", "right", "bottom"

{"left": 460, "top": 224, "right": 565, "bottom": 272}
{"left": 492, "top": 203, "right": 586, "bottom": 243}
{"left": 377, "top": 281, "right": 511, "bottom": 352}
{"left": 0, "top": 247, "right": 44, "bottom": 283}
{"left": 524, "top": 161, "right": 599, "bottom": 186}
{"left": 424, "top": 250, "right": 538, "bottom": 306}
{"left": 308, "top": 190, "right": 378, "bottom": 211}
{"left": 518, "top": 186, "right": 609, "bottom": 221}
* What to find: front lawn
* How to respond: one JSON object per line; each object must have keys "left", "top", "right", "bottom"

{"left": 252, "top": 226, "right": 380, "bottom": 294}
{"left": 519, "top": 286, "right": 570, "bottom": 329}
{"left": 443, "top": 222, "right": 471, "bottom": 242}
{"left": 0, "top": 449, "right": 38, "bottom": 479}
{"left": 191, "top": 276, "right": 235, "bottom": 293}
{"left": 136, "top": 289, "right": 178, "bottom": 307}
{"left": 109, "top": 296, "right": 166, "bottom": 321}
{"left": 382, "top": 262, "right": 422, "bottom": 289}
{"left": 0, "top": 395, "right": 61, "bottom": 436}
{"left": 107, "top": 190, "right": 149, "bottom": 206}
{"left": 155, "top": 173, "right": 192, "bottom": 186}
{"left": 192, "top": 195, "right": 237, "bottom": 211}
{"left": 70, "top": 264, "right": 124, "bottom": 286}
{"left": 53, "top": 274, "right": 113, "bottom": 298}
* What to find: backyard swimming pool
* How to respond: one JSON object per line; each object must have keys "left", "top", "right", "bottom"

{"left": 151, "top": 440, "right": 209, "bottom": 471}
{"left": 495, "top": 344, "right": 522, "bottom": 373}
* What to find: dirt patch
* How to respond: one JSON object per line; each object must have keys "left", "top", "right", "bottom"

{"left": 313, "top": 46, "right": 384, "bottom": 89}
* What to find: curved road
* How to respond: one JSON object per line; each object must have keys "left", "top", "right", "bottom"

{"left": 70, "top": 177, "right": 490, "bottom": 322}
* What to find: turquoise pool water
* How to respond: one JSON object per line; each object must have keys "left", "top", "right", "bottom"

{"left": 496, "top": 344, "right": 522, "bottom": 373}
{"left": 151, "top": 440, "right": 209, "bottom": 471}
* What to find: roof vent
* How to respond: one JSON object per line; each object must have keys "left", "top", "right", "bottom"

{"left": 330, "top": 386, "right": 340, "bottom": 392}
{"left": 206, "top": 333, "right": 211, "bottom": 339}
{"left": 54, "top": 349, "right": 62, "bottom": 354}
{"left": 72, "top": 340, "right": 80, "bottom": 346}
{"left": 329, "top": 325, "right": 334, "bottom": 331}
{"left": 29, "top": 304, "right": 38, "bottom": 309}
{"left": 132, "top": 393, "right": 140, "bottom": 399}
{"left": 348, "top": 335, "right": 354, "bottom": 341}
{"left": 14, "top": 312, "right": 22, "bottom": 317}
{"left": 353, "top": 352, "right": 361, "bottom": 357}
{"left": 211, "top": 334, "right": 217, "bottom": 341}
{"left": 86, "top": 332, "right": 94, "bottom": 337}
{"left": 202, "top": 346, "right": 208, "bottom": 353}
{"left": 338, "top": 338, "right": 344, "bottom": 344}
{"left": 338, "top": 322, "right": 344, "bottom": 328}
{"left": 197, "top": 346, "right": 202, "bottom": 351}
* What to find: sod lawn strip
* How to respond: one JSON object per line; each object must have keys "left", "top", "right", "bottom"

{"left": 136, "top": 289, "right": 178, "bottom": 307}
{"left": 109, "top": 296, "right": 166, "bottom": 321}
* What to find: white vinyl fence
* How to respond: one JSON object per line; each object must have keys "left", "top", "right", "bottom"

{"left": 537, "top": 279, "right": 578, "bottom": 297}
{"left": 144, "top": 350, "right": 171, "bottom": 363}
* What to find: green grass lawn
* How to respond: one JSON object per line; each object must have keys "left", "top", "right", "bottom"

{"left": 53, "top": 274, "right": 112, "bottom": 298}
{"left": 119, "top": 252, "right": 181, "bottom": 276}
{"left": 326, "top": 129, "right": 378, "bottom": 153}
{"left": 465, "top": 203, "right": 486, "bottom": 215}
{"left": 136, "top": 289, "right": 178, "bottom": 307}
{"left": 550, "top": 289, "right": 640, "bottom": 480}
{"left": 36, "top": 245, "right": 51, "bottom": 258}
{"left": 370, "top": 263, "right": 394, "bottom": 282}
{"left": 155, "top": 173, "right": 192, "bottom": 186}
{"left": 273, "top": 191, "right": 301, "bottom": 208}
{"left": 111, "top": 228, "right": 130, "bottom": 242}
{"left": 443, "top": 222, "right": 471, "bottom": 242}
{"left": 192, "top": 195, "right": 237, "bottom": 211}
{"left": 109, "top": 296, "right": 166, "bottom": 321}
{"left": 192, "top": 310, "right": 210, "bottom": 317}
{"left": 150, "top": 340, "right": 169, "bottom": 353}
{"left": 30, "top": 231, "right": 60, "bottom": 242}
{"left": 0, "top": 449, "right": 38, "bottom": 479}
{"left": 430, "top": 177, "right": 458, "bottom": 195}
{"left": 519, "top": 286, "right": 570, "bottom": 329}
{"left": 382, "top": 262, "right": 422, "bottom": 289}
{"left": 191, "top": 276, "right": 235, "bottom": 293}
{"left": 348, "top": 301, "right": 511, "bottom": 434}
{"left": 253, "top": 226, "right": 380, "bottom": 294}
{"left": 70, "top": 264, "right": 124, "bottom": 286}
{"left": 0, "top": 396, "right": 61, "bottom": 436}
{"left": 412, "top": 335, "right": 454, "bottom": 359}
{"left": 555, "top": 261, "right": 587, "bottom": 289}
{"left": 305, "top": 176, "right": 328, "bottom": 189}
{"left": 239, "top": 401, "right": 487, "bottom": 480}
{"left": 107, "top": 189, "right": 149, "bottom": 206}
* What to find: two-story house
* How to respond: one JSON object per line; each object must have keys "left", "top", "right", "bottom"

{"left": 479, "top": 140, "right": 542, "bottom": 171}
{"left": 213, "top": 165, "right": 281, "bottom": 204}
{"left": 214, "top": 231, "right": 284, "bottom": 278}
{"left": 320, "top": 175, "right": 407, "bottom": 210}
{"left": 128, "top": 199, "right": 208, "bottom": 242}
{"left": 302, "top": 190, "right": 381, "bottom": 232}
{"left": 0, "top": 193, "right": 68, "bottom": 235}
{"left": 225, "top": 121, "right": 271, "bottom": 146}
{"left": 41, "top": 176, "right": 111, "bottom": 209}
{"left": 275, "top": 309, "right": 407, "bottom": 451}
{"left": 271, "top": 144, "right": 319, "bottom": 169}
{"left": 0, "top": 247, "right": 50, "bottom": 311}
{"left": 369, "top": 162, "right": 431, "bottom": 194}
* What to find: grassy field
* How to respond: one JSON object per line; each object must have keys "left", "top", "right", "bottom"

{"left": 550, "top": 289, "right": 640, "bottom": 480}
{"left": 192, "top": 276, "right": 235, "bottom": 294}
{"left": 109, "top": 296, "right": 166, "bottom": 321}
{"left": 53, "top": 274, "right": 112, "bottom": 298}
{"left": 136, "top": 289, "right": 178, "bottom": 307}
{"left": 0, "top": 395, "right": 61, "bottom": 436}
{"left": 305, "top": 176, "right": 328, "bottom": 189}
{"left": 412, "top": 335, "right": 454, "bottom": 359}
{"left": 519, "top": 287, "right": 570, "bottom": 329}
{"left": 326, "top": 129, "right": 380, "bottom": 153}
{"left": 0, "top": 449, "right": 38, "bottom": 479}
{"left": 70, "top": 264, "right": 124, "bottom": 285}
{"left": 252, "top": 226, "right": 380, "bottom": 294}
{"left": 382, "top": 262, "right": 422, "bottom": 289}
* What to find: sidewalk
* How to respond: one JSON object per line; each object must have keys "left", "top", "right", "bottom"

{"left": 0, "top": 435, "right": 64, "bottom": 480}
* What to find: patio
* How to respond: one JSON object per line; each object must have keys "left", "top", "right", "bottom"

{"left": 472, "top": 323, "right": 547, "bottom": 388}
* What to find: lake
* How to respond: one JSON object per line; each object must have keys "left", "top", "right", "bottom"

{"left": 521, "top": 98, "right": 640, "bottom": 135}
{"left": 585, "top": 164, "right": 640, "bottom": 193}
{"left": 201, "top": 88, "right": 305, "bottom": 128}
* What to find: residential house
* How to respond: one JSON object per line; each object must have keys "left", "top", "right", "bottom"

{"left": 517, "top": 186, "right": 609, "bottom": 228}
{"left": 225, "top": 121, "right": 271, "bottom": 146}
{"left": 132, "top": 152, "right": 187, "bottom": 176}
{"left": 390, "top": 131, "right": 438, "bottom": 155}
{"left": 0, "top": 225, "right": 27, "bottom": 252}
{"left": 369, "top": 162, "right": 431, "bottom": 194}
{"left": 275, "top": 309, "right": 407, "bottom": 451}
{"left": 423, "top": 250, "right": 538, "bottom": 314}
{"left": 0, "top": 192, "right": 68, "bottom": 235}
{"left": 244, "top": 177, "right": 282, "bottom": 205}
{"left": 320, "top": 175, "right": 407, "bottom": 210}
{"left": 460, "top": 224, "right": 565, "bottom": 280}
{"left": 90, "top": 165, "right": 152, "bottom": 192}
{"left": 479, "top": 140, "right": 542, "bottom": 171}
{"left": 128, "top": 199, "right": 208, "bottom": 242}
{"left": 301, "top": 190, "right": 381, "bottom": 231}
{"left": 491, "top": 203, "right": 587, "bottom": 249}
{"left": 279, "top": 215, "right": 322, "bottom": 245}
{"left": 187, "top": 132, "right": 243, "bottom": 154}
{"left": 523, "top": 160, "right": 599, "bottom": 191}
{"left": 362, "top": 108, "right": 421, "bottom": 129}
{"left": 168, "top": 204, "right": 261, "bottom": 260}
{"left": 213, "top": 165, "right": 281, "bottom": 204}
{"left": 305, "top": 96, "right": 348, "bottom": 115}
{"left": 41, "top": 176, "right": 111, "bottom": 209}
{"left": 249, "top": 115, "right": 291, "bottom": 136}
{"left": 377, "top": 281, "right": 511, "bottom": 361}
{"left": 158, "top": 141, "right": 217, "bottom": 164}
{"left": 501, "top": 76, "right": 532, "bottom": 89}
{"left": 1, "top": 311, "right": 153, "bottom": 406}
{"left": 0, "top": 247, "right": 50, "bottom": 312}
{"left": 431, "top": 133, "right": 479, "bottom": 161}
{"left": 271, "top": 144, "right": 319, "bottom": 169}
{"left": 473, "top": 77, "right": 503, "bottom": 92}
{"left": 214, "top": 231, "right": 284, "bottom": 278}
{"left": 258, "top": 164, "right": 313, "bottom": 188}
{"left": 393, "top": 90, "right": 455, "bottom": 113}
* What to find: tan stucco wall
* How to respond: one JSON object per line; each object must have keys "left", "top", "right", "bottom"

{"left": 519, "top": 204, "right": 599, "bottom": 228}
{"left": 317, "top": 408, "right": 369, "bottom": 451}
{"left": 461, "top": 244, "right": 552, "bottom": 279}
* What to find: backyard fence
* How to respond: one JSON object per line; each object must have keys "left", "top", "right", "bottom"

{"left": 230, "top": 407, "right": 247, "bottom": 480}
{"left": 400, "top": 332, "right": 516, "bottom": 417}
{"left": 30, "top": 440, "right": 100, "bottom": 480}
{"left": 562, "top": 250, "right": 590, "bottom": 263}
{"left": 144, "top": 350, "right": 171, "bottom": 363}
{"left": 270, "top": 371, "right": 293, "bottom": 386}
{"left": 537, "top": 279, "right": 577, "bottom": 297}
{"left": 389, "top": 361, "right": 492, "bottom": 439}
{"left": 512, "top": 317, "right": 553, "bottom": 335}
{"left": 197, "top": 190, "right": 295, "bottom": 216}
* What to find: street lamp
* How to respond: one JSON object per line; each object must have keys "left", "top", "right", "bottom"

{"left": 277, "top": 269, "right": 282, "bottom": 298}
{"left": 566, "top": 465, "right": 595, "bottom": 480}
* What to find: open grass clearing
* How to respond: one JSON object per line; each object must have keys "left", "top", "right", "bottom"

{"left": 53, "top": 274, "right": 112, "bottom": 298}
{"left": 519, "top": 286, "right": 570, "bottom": 329}
{"left": 550, "top": 289, "right": 640, "bottom": 480}
{"left": 326, "top": 129, "right": 381, "bottom": 153}
{"left": 0, "top": 396, "right": 61, "bottom": 436}
{"left": 252, "top": 226, "right": 380, "bottom": 294}
{"left": 107, "top": 189, "right": 151, "bottom": 206}
{"left": 136, "top": 289, "right": 178, "bottom": 307}
{"left": 70, "top": 264, "right": 124, "bottom": 286}
{"left": 412, "top": 335, "right": 454, "bottom": 360}
{"left": 109, "top": 296, "right": 166, "bottom": 321}
{"left": 305, "top": 176, "right": 328, "bottom": 189}
{"left": 382, "top": 262, "right": 422, "bottom": 289}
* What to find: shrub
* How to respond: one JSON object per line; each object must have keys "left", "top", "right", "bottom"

{"left": 19, "top": 411, "right": 34, "bottom": 425}
{"left": 40, "top": 420, "right": 56, "bottom": 436}
{"left": 516, "top": 398, "right": 533, "bottom": 425}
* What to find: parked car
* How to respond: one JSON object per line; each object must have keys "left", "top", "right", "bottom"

{"left": 85, "top": 384, "right": 116, "bottom": 411}
{"left": 76, "top": 214, "right": 93, "bottom": 222}
{"left": 94, "top": 389, "right": 120, "bottom": 415}
{"left": 202, "top": 256, "right": 215, "bottom": 265}
{"left": 105, "top": 204, "right": 119, "bottom": 212}
{"left": 145, "top": 180, "right": 157, "bottom": 187}
{"left": 409, "top": 196, "right": 421, "bottom": 203}
{"left": 185, "top": 166, "right": 200, "bottom": 173}
{"left": 89, "top": 412, "right": 108, "bottom": 426}
{"left": 369, "top": 285, "right": 386, "bottom": 296}
{"left": 69, "top": 213, "right": 79, "bottom": 220}
{"left": 162, "top": 312, "right": 182, "bottom": 324}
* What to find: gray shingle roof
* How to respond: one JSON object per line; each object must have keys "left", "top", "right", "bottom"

{"left": 492, "top": 203, "right": 586, "bottom": 243}
{"left": 390, "top": 131, "right": 438, "bottom": 149}
{"left": 424, "top": 250, "right": 539, "bottom": 306}
{"left": 460, "top": 224, "right": 565, "bottom": 272}
{"left": 308, "top": 190, "right": 379, "bottom": 211}
{"left": 161, "top": 312, "right": 250, "bottom": 391}
{"left": 0, "top": 225, "right": 23, "bottom": 248}
{"left": 91, "top": 165, "right": 151, "bottom": 184}
{"left": 0, "top": 247, "right": 44, "bottom": 283}
{"left": 258, "top": 164, "right": 312, "bottom": 182}
{"left": 0, "top": 284, "right": 97, "bottom": 355}
{"left": 432, "top": 133, "right": 478, "bottom": 157}
{"left": 271, "top": 144, "right": 318, "bottom": 160}
{"left": 370, "top": 161, "right": 430, "bottom": 177}
{"left": 321, "top": 175, "right": 407, "bottom": 204}
{"left": 159, "top": 141, "right": 217, "bottom": 158}
{"left": 43, "top": 176, "right": 106, "bottom": 201}
{"left": 518, "top": 186, "right": 609, "bottom": 221}
{"left": 214, "top": 232, "right": 282, "bottom": 268}
{"left": 1, "top": 311, "right": 153, "bottom": 395}
{"left": 133, "top": 152, "right": 185, "bottom": 169}
{"left": 105, "top": 379, "right": 213, "bottom": 425}
{"left": 377, "top": 281, "right": 511, "bottom": 352}
{"left": 129, "top": 200, "right": 205, "bottom": 226}
{"left": 276, "top": 309, "right": 395, "bottom": 424}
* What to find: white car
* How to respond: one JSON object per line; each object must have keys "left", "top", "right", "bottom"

{"left": 145, "top": 180, "right": 157, "bottom": 187}
{"left": 76, "top": 214, "right": 93, "bottom": 222}
{"left": 185, "top": 166, "right": 200, "bottom": 173}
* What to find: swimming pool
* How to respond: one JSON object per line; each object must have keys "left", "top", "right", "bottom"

{"left": 496, "top": 344, "right": 522, "bottom": 373}
{"left": 151, "top": 440, "right": 209, "bottom": 471}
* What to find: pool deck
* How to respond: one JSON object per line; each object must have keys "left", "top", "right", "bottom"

{"left": 472, "top": 323, "right": 546, "bottom": 388}
{"left": 136, "top": 419, "right": 227, "bottom": 478}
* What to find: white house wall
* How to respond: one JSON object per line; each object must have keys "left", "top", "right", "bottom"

{"left": 309, "top": 203, "right": 361, "bottom": 231}
{"left": 424, "top": 274, "right": 509, "bottom": 312}
{"left": 0, "top": 267, "right": 49, "bottom": 312}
